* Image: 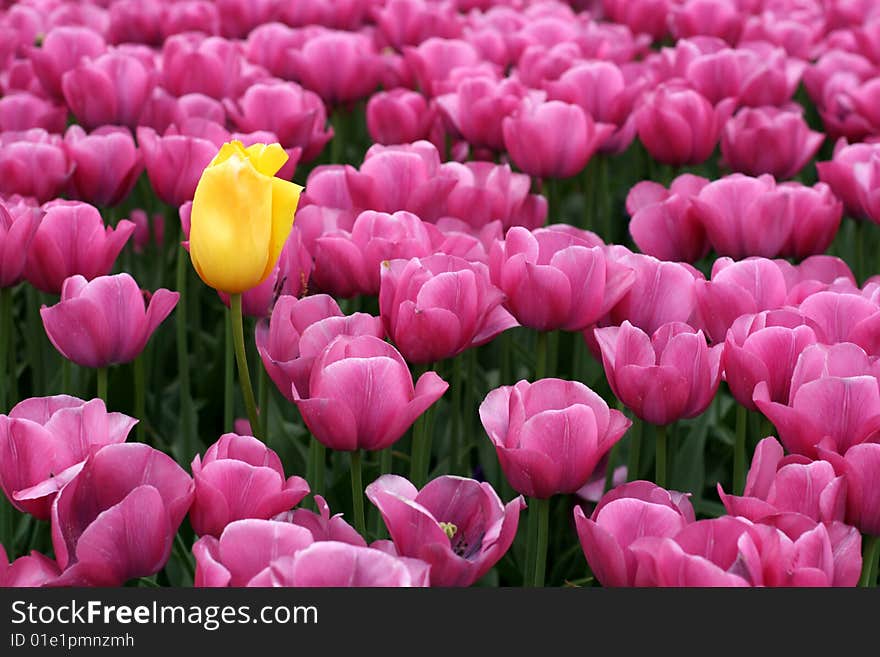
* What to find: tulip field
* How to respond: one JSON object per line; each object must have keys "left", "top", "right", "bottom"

{"left": 3, "top": 0, "right": 880, "bottom": 590}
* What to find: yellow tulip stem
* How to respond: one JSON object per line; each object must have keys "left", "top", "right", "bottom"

{"left": 230, "top": 294, "right": 263, "bottom": 441}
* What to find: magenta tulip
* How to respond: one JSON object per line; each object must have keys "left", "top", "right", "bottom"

{"left": 573, "top": 481, "right": 695, "bottom": 587}
{"left": 799, "top": 291, "right": 880, "bottom": 355}
{"left": 722, "top": 309, "right": 818, "bottom": 410}
{"left": 669, "top": 0, "right": 744, "bottom": 44}
{"left": 193, "top": 519, "right": 314, "bottom": 587}
{"left": 0, "top": 396, "right": 136, "bottom": 520}
{"left": 161, "top": 33, "right": 243, "bottom": 100}
{"left": 601, "top": 0, "right": 671, "bottom": 41}
{"left": 0, "top": 199, "right": 40, "bottom": 289}
{"left": 366, "top": 88, "right": 442, "bottom": 148}
{"left": 0, "top": 129, "right": 71, "bottom": 203}
{"left": 502, "top": 99, "right": 614, "bottom": 179}
{"left": 595, "top": 321, "right": 722, "bottom": 425}
{"left": 51, "top": 443, "right": 194, "bottom": 586}
{"left": 403, "top": 37, "right": 488, "bottom": 98}
{"left": 311, "top": 210, "right": 435, "bottom": 298}
{"left": 0, "top": 546, "right": 60, "bottom": 588}
{"left": 189, "top": 433, "right": 309, "bottom": 538}
{"left": 41, "top": 274, "right": 179, "bottom": 368}
{"left": 24, "top": 201, "right": 134, "bottom": 295}
{"left": 282, "top": 495, "right": 366, "bottom": 546}
{"left": 63, "top": 125, "right": 142, "bottom": 207}
{"left": 107, "top": 0, "right": 164, "bottom": 46}
{"left": 225, "top": 80, "right": 332, "bottom": 164}
{"left": 626, "top": 174, "right": 711, "bottom": 263}
{"left": 366, "top": 474, "right": 524, "bottom": 587}
{"left": 246, "top": 541, "right": 431, "bottom": 587}
{"left": 256, "top": 294, "right": 384, "bottom": 403}
{"left": 61, "top": 52, "right": 155, "bottom": 130}
{"left": 0, "top": 93, "right": 67, "bottom": 134}
{"left": 293, "top": 335, "right": 448, "bottom": 452}
{"left": 479, "top": 378, "right": 631, "bottom": 499}
{"left": 380, "top": 254, "right": 517, "bottom": 364}
{"left": 820, "top": 443, "right": 880, "bottom": 536}
{"left": 816, "top": 139, "right": 880, "bottom": 220}
{"left": 136, "top": 125, "right": 219, "bottom": 207}
{"left": 373, "top": 0, "right": 464, "bottom": 49}
{"left": 489, "top": 225, "right": 633, "bottom": 332}
{"left": 636, "top": 84, "right": 733, "bottom": 166}
{"left": 28, "top": 26, "right": 106, "bottom": 100}
{"left": 721, "top": 106, "right": 824, "bottom": 180}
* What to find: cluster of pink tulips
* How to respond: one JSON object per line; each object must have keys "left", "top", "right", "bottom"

{"left": 2, "top": 0, "right": 880, "bottom": 589}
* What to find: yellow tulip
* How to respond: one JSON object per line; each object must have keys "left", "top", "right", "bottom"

{"left": 189, "top": 140, "right": 303, "bottom": 294}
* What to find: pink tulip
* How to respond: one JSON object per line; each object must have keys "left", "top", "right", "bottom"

{"left": 24, "top": 201, "right": 134, "bottom": 295}
{"left": 380, "top": 254, "right": 517, "bottom": 364}
{"left": 601, "top": 0, "right": 671, "bottom": 41}
{"left": 243, "top": 23, "right": 323, "bottom": 80}
{"left": 286, "top": 31, "right": 383, "bottom": 105}
{"left": 51, "top": 443, "right": 194, "bottom": 586}
{"left": 225, "top": 80, "right": 332, "bottom": 164}
{"left": 722, "top": 309, "right": 818, "bottom": 410}
{"left": 366, "top": 88, "right": 442, "bottom": 148}
{"left": 136, "top": 125, "right": 219, "bottom": 207}
{"left": 721, "top": 107, "right": 824, "bottom": 180}
{"left": 503, "top": 99, "right": 614, "bottom": 179}
{"left": 820, "top": 443, "right": 880, "bottom": 536}
{"left": 366, "top": 474, "right": 524, "bottom": 587}
{"left": 215, "top": 0, "right": 283, "bottom": 38}
{"left": 479, "top": 378, "right": 631, "bottom": 499}
{"left": 372, "top": 0, "right": 463, "bottom": 49}
{"left": 247, "top": 541, "right": 431, "bottom": 587}
{"left": 403, "top": 37, "right": 490, "bottom": 98}
{"left": 61, "top": 51, "right": 154, "bottom": 130}
{"left": 0, "top": 545, "right": 61, "bottom": 587}
{"left": 513, "top": 42, "right": 582, "bottom": 89}
{"left": 719, "top": 437, "right": 846, "bottom": 524}
{"left": 685, "top": 44, "right": 804, "bottom": 108}
{"left": 626, "top": 174, "right": 711, "bottom": 263}
{"left": 544, "top": 60, "right": 643, "bottom": 154}
{"left": 63, "top": 125, "right": 142, "bottom": 208}
{"left": 604, "top": 250, "right": 701, "bottom": 334}
{"left": 130, "top": 209, "right": 165, "bottom": 253}
{"left": 189, "top": 433, "right": 309, "bottom": 538}
{"left": 0, "top": 199, "right": 41, "bottom": 289}
{"left": 193, "top": 519, "right": 314, "bottom": 587}
{"left": 161, "top": 33, "right": 243, "bottom": 100}
{"left": 669, "top": 0, "right": 744, "bottom": 44}
{"left": 41, "top": 274, "right": 179, "bottom": 368}
{"left": 0, "top": 93, "right": 67, "bottom": 133}
{"left": 45, "top": 2, "right": 109, "bottom": 36}
{"left": 775, "top": 255, "right": 857, "bottom": 304}
{"left": 437, "top": 77, "right": 536, "bottom": 152}
{"left": 344, "top": 142, "right": 457, "bottom": 221}
{"left": 636, "top": 84, "right": 733, "bottom": 166}
{"left": 28, "top": 26, "right": 106, "bottom": 100}
{"left": 595, "top": 321, "right": 722, "bottom": 425}
{"left": 443, "top": 161, "right": 547, "bottom": 231}
{"left": 0, "top": 395, "right": 136, "bottom": 520}
{"left": 281, "top": 0, "right": 369, "bottom": 31}
{"left": 281, "top": 494, "right": 366, "bottom": 546}
{"left": 799, "top": 291, "right": 880, "bottom": 355}
{"left": 0, "top": 129, "right": 71, "bottom": 203}
{"left": 488, "top": 225, "right": 633, "bottom": 332}
{"left": 293, "top": 335, "right": 448, "bottom": 452}
{"left": 740, "top": 10, "right": 824, "bottom": 61}
{"left": 107, "top": 0, "right": 164, "bottom": 46}
{"left": 573, "top": 481, "right": 695, "bottom": 587}
{"left": 312, "top": 209, "right": 435, "bottom": 298}
{"left": 256, "top": 294, "right": 384, "bottom": 403}
{"left": 817, "top": 139, "right": 880, "bottom": 220}
{"left": 694, "top": 257, "right": 790, "bottom": 344}
{"left": 139, "top": 89, "right": 227, "bottom": 135}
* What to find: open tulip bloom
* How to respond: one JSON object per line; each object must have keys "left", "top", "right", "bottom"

{"left": 4, "top": 0, "right": 880, "bottom": 595}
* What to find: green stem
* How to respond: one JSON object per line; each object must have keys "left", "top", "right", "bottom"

{"left": 224, "top": 309, "right": 234, "bottom": 433}
{"left": 655, "top": 424, "right": 668, "bottom": 489}
{"left": 96, "top": 367, "right": 108, "bottom": 404}
{"left": 229, "top": 294, "right": 263, "bottom": 442}
{"left": 734, "top": 404, "right": 747, "bottom": 496}
{"left": 535, "top": 331, "right": 549, "bottom": 380}
{"left": 450, "top": 355, "right": 463, "bottom": 475}
{"left": 409, "top": 363, "right": 434, "bottom": 487}
{"left": 0, "top": 286, "right": 12, "bottom": 410}
{"left": 175, "top": 244, "right": 194, "bottom": 457}
{"left": 308, "top": 438, "right": 325, "bottom": 498}
{"left": 860, "top": 535, "right": 880, "bottom": 587}
{"left": 350, "top": 450, "right": 366, "bottom": 538}
{"left": 259, "top": 362, "right": 270, "bottom": 441}
{"left": 134, "top": 356, "right": 146, "bottom": 443}
{"left": 627, "top": 419, "right": 642, "bottom": 482}
{"left": 531, "top": 497, "right": 551, "bottom": 587}
{"left": 372, "top": 448, "right": 394, "bottom": 539}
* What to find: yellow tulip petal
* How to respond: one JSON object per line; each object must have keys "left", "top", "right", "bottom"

{"left": 244, "top": 142, "right": 289, "bottom": 177}
{"left": 189, "top": 154, "right": 274, "bottom": 294}
{"left": 209, "top": 140, "right": 247, "bottom": 167}
{"left": 260, "top": 177, "right": 303, "bottom": 282}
